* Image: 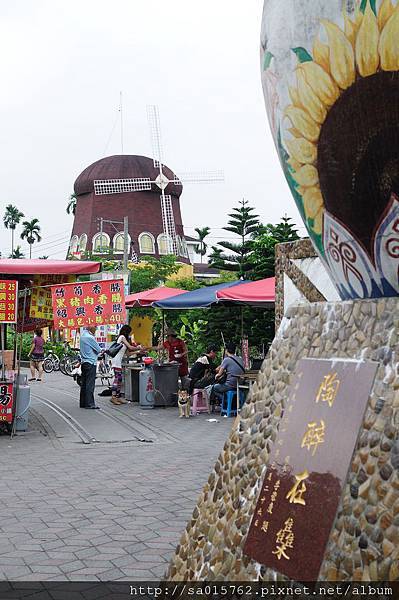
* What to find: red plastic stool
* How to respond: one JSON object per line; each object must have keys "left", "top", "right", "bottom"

{"left": 190, "top": 389, "right": 210, "bottom": 415}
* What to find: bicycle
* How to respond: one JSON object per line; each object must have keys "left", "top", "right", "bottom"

{"left": 42, "top": 351, "right": 60, "bottom": 374}
{"left": 59, "top": 342, "right": 81, "bottom": 375}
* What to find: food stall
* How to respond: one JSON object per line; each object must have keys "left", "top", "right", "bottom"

{"left": 0, "top": 259, "right": 102, "bottom": 435}
{"left": 123, "top": 286, "right": 187, "bottom": 406}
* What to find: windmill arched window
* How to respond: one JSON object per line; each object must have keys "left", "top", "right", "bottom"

{"left": 79, "top": 234, "right": 87, "bottom": 252}
{"left": 139, "top": 232, "right": 155, "bottom": 254}
{"left": 92, "top": 232, "right": 110, "bottom": 253}
{"left": 157, "top": 234, "right": 172, "bottom": 255}
{"left": 69, "top": 235, "right": 79, "bottom": 253}
{"left": 181, "top": 237, "right": 189, "bottom": 258}
{"left": 113, "top": 232, "right": 131, "bottom": 254}
{"left": 176, "top": 236, "right": 184, "bottom": 257}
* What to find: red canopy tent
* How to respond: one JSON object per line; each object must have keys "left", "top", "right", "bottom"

{"left": 0, "top": 259, "right": 101, "bottom": 275}
{"left": 216, "top": 277, "right": 275, "bottom": 307}
{"left": 125, "top": 286, "right": 186, "bottom": 307}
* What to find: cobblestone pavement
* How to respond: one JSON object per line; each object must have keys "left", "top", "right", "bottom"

{"left": 0, "top": 373, "right": 233, "bottom": 581}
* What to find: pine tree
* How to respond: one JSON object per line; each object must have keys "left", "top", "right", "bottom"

{"left": 210, "top": 199, "right": 259, "bottom": 277}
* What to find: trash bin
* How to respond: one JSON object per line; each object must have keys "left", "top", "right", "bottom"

{"left": 124, "top": 366, "right": 142, "bottom": 402}
{"left": 152, "top": 363, "right": 179, "bottom": 407}
{"left": 15, "top": 384, "right": 31, "bottom": 431}
{"left": 139, "top": 366, "right": 155, "bottom": 409}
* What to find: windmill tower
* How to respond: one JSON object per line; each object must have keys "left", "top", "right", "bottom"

{"left": 92, "top": 105, "right": 223, "bottom": 256}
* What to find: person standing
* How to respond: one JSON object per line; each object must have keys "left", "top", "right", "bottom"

{"left": 79, "top": 326, "right": 102, "bottom": 409}
{"left": 28, "top": 328, "right": 45, "bottom": 382}
{"left": 152, "top": 329, "right": 189, "bottom": 390}
{"left": 110, "top": 325, "right": 143, "bottom": 405}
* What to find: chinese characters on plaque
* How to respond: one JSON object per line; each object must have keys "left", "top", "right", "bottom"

{"left": 0, "top": 382, "right": 13, "bottom": 423}
{"left": 0, "top": 280, "right": 18, "bottom": 323}
{"left": 50, "top": 279, "right": 126, "bottom": 330}
{"left": 243, "top": 358, "right": 378, "bottom": 581}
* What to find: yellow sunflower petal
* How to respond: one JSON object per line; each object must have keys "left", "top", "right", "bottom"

{"left": 284, "top": 106, "right": 320, "bottom": 143}
{"left": 293, "top": 164, "right": 319, "bottom": 187}
{"left": 355, "top": 5, "right": 363, "bottom": 30}
{"left": 313, "top": 36, "right": 330, "bottom": 72}
{"left": 302, "top": 187, "right": 324, "bottom": 219}
{"left": 379, "top": 4, "right": 399, "bottom": 71}
{"left": 355, "top": 2, "right": 380, "bottom": 77}
{"left": 288, "top": 127, "right": 303, "bottom": 139}
{"left": 312, "top": 209, "right": 323, "bottom": 236}
{"left": 299, "top": 62, "right": 339, "bottom": 108}
{"left": 378, "top": 0, "right": 394, "bottom": 31}
{"left": 322, "top": 20, "right": 355, "bottom": 89}
{"left": 287, "top": 156, "right": 302, "bottom": 171}
{"left": 289, "top": 85, "right": 302, "bottom": 107}
{"left": 286, "top": 137, "right": 317, "bottom": 165}
{"left": 344, "top": 13, "right": 358, "bottom": 48}
{"left": 296, "top": 69, "right": 327, "bottom": 124}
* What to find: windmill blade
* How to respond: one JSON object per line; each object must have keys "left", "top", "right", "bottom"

{"left": 147, "top": 105, "right": 164, "bottom": 168}
{"left": 172, "top": 170, "right": 224, "bottom": 185}
{"left": 160, "top": 193, "right": 178, "bottom": 254}
{"left": 94, "top": 178, "right": 152, "bottom": 195}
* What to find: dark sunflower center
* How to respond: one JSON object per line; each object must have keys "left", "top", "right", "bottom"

{"left": 317, "top": 71, "right": 399, "bottom": 257}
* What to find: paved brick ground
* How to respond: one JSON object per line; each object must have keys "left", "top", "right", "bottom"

{"left": 0, "top": 373, "right": 232, "bottom": 581}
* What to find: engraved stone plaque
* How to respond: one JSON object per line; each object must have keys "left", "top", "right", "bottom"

{"left": 244, "top": 358, "right": 378, "bottom": 581}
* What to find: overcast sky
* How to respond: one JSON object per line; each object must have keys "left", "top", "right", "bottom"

{"left": 0, "top": 0, "right": 304, "bottom": 259}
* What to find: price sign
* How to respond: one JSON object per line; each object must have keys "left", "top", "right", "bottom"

{"left": 50, "top": 279, "right": 126, "bottom": 329}
{"left": 0, "top": 280, "right": 18, "bottom": 323}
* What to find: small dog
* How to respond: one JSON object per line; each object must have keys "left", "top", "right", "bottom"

{"left": 178, "top": 390, "right": 190, "bottom": 418}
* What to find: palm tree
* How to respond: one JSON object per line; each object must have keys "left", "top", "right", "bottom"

{"left": 66, "top": 193, "right": 77, "bottom": 215}
{"left": 21, "top": 218, "right": 42, "bottom": 258}
{"left": 39, "top": 255, "right": 49, "bottom": 259}
{"left": 3, "top": 204, "right": 25, "bottom": 256}
{"left": 194, "top": 226, "right": 211, "bottom": 264}
{"left": 9, "top": 245, "right": 25, "bottom": 259}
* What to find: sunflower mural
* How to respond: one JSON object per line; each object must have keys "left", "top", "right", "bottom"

{"left": 261, "top": 0, "right": 399, "bottom": 300}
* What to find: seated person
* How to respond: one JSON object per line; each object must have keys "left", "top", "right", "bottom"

{"left": 205, "top": 342, "right": 245, "bottom": 405}
{"left": 188, "top": 346, "right": 217, "bottom": 394}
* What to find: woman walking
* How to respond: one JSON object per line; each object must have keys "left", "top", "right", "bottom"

{"left": 28, "top": 328, "right": 45, "bottom": 382}
{"left": 111, "top": 325, "right": 142, "bottom": 405}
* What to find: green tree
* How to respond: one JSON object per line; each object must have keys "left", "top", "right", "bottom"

{"left": 249, "top": 215, "right": 300, "bottom": 280}
{"left": 129, "top": 256, "right": 180, "bottom": 293}
{"left": 3, "top": 204, "right": 25, "bottom": 256}
{"left": 166, "top": 277, "right": 202, "bottom": 291}
{"left": 39, "top": 255, "right": 49, "bottom": 259}
{"left": 21, "top": 218, "right": 42, "bottom": 258}
{"left": 66, "top": 193, "right": 77, "bottom": 215}
{"left": 9, "top": 245, "right": 25, "bottom": 258}
{"left": 194, "top": 226, "right": 210, "bottom": 263}
{"left": 210, "top": 199, "right": 260, "bottom": 277}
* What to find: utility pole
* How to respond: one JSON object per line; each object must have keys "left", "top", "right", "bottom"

{"left": 123, "top": 216, "right": 129, "bottom": 271}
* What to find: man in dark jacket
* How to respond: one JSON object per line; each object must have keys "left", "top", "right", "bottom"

{"left": 188, "top": 346, "right": 217, "bottom": 393}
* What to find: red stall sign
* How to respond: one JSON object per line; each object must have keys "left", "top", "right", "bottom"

{"left": 50, "top": 279, "right": 126, "bottom": 330}
{"left": 0, "top": 382, "right": 14, "bottom": 423}
{"left": 0, "top": 280, "right": 18, "bottom": 323}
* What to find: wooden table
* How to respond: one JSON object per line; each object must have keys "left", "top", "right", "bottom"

{"left": 235, "top": 370, "right": 260, "bottom": 413}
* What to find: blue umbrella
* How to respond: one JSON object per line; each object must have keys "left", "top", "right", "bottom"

{"left": 153, "top": 280, "right": 242, "bottom": 309}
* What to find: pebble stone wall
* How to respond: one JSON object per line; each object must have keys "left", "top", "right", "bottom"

{"left": 166, "top": 298, "right": 399, "bottom": 581}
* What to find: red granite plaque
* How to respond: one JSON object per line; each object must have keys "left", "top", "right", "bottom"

{"left": 243, "top": 358, "right": 378, "bottom": 581}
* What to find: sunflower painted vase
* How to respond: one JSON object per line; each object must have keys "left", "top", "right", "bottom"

{"left": 261, "top": 0, "right": 399, "bottom": 299}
